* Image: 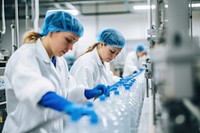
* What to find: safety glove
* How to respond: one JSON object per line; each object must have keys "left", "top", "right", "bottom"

{"left": 84, "top": 84, "right": 109, "bottom": 99}
{"left": 38, "top": 92, "right": 99, "bottom": 124}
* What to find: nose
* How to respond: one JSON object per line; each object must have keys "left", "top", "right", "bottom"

{"left": 68, "top": 43, "right": 73, "bottom": 51}
{"left": 111, "top": 53, "right": 117, "bottom": 60}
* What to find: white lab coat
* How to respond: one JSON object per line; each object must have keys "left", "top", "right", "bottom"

{"left": 2, "top": 39, "right": 87, "bottom": 133}
{"left": 123, "top": 51, "right": 146, "bottom": 77}
{"left": 70, "top": 48, "right": 120, "bottom": 89}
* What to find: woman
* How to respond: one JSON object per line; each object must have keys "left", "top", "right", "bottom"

{"left": 70, "top": 28, "right": 126, "bottom": 89}
{"left": 123, "top": 44, "right": 147, "bottom": 77}
{"left": 2, "top": 10, "right": 108, "bottom": 133}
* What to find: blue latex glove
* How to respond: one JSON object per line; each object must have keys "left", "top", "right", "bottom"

{"left": 84, "top": 84, "right": 109, "bottom": 99}
{"left": 63, "top": 103, "right": 98, "bottom": 123}
{"left": 38, "top": 92, "right": 99, "bottom": 123}
{"left": 38, "top": 92, "right": 71, "bottom": 111}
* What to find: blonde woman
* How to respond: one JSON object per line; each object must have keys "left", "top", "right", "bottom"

{"left": 3, "top": 10, "right": 108, "bottom": 133}
{"left": 70, "top": 28, "right": 126, "bottom": 89}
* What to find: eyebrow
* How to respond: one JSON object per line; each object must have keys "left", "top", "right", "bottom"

{"left": 110, "top": 48, "right": 117, "bottom": 52}
{"left": 68, "top": 36, "right": 76, "bottom": 41}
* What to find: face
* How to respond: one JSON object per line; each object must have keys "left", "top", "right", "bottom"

{"left": 98, "top": 43, "right": 122, "bottom": 62}
{"left": 49, "top": 31, "right": 79, "bottom": 57}
{"left": 137, "top": 51, "right": 146, "bottom": 57}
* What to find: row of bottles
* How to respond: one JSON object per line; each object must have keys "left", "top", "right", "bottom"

{"left": 63, "top": 70, "right": 146, "bottom": 133}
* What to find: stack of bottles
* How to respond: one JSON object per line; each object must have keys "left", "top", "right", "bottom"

{"left": 62, "top": 70, "right": 146, "bottom": 133}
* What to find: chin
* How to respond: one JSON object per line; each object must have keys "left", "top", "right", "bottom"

{"left": 56, "top": 53, "right": 63, "bottom": 57}
{"left": 60, "top": 52, "right": 66, "bottom": 56}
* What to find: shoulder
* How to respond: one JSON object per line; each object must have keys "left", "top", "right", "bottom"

{"left": 75, "top": 52, "right": 96, "bottom": 65}
{"left": 127, "top": 51, "right": 135, "bottom": 56}
{"left": 127, "top": 51, "right": 137, "bottom": 58}
{"left": 10, "top": 44, "right": 36, "bottom": 61}
{"left": 70, "top": 52, "right": 98, "bottom": 74}
{"left": 5, "top": 43, "right": 38, "bottom": 73}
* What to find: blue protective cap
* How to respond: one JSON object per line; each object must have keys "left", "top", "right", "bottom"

{"left": 89, "top": 112, "right": 99, "bottom": 124}
{"left": 124, "top": 84, "right": 131, "bottom": 90}
{"left": 41, "top": 10, "right": 84, "bottom": 37}
{"left": 135, "top": 44, "right": 145, "bottom": 52}
{"left": 99, "top": 95, "right": 106, "bottom": 101}
{"left": 98, "top": 28, "right": 126, "bottom": 48}
{"left": 86, "top": 102, "right": 93, "bottom": 108}
{"left": 114, "top": 90, "right": 119, "bottom": 95}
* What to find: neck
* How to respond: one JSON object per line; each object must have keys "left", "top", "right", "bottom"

{"left": 41, "top": 36, "right": 53, "bottom": 59}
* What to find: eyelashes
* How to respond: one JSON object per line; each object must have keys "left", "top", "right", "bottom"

{"left": 109, "top": 49, "right": 115, "bottom": 54}
{"left": 65, "top": 38, "right": 73, "bottom": 44}
{"left": 110, "top": 49, "right": 118, "bottom": 54}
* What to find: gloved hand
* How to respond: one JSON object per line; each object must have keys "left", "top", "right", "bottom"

{"left": 63, "top": 102, "right": 99, "bottom": 124}
{"left": 84, "top": 84, "right": 109, "bottom": 99}
{"left": 38, "top": 92, "right": 99, "bottom": 124}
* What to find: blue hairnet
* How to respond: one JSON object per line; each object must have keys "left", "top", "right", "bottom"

{"left": 98, "top": 29, "right": 126, "bottom": 48}
{"left": 41, "top": 10, "right": 84, "bottom": 37}
{"left": 135, "top": 44, "right": 145, "bottom": 52}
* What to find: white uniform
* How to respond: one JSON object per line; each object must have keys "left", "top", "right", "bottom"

{"left": 123, "top": 51, "right": 146, "bottom": 77}
{"left": 70, "top": 48, "right": 120, "bottom": 89}
{"left": 2, "top": 39, "right": 87, "bottom": 133}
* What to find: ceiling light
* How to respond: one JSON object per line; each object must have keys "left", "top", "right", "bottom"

{"left": 133, "top": 5, "right": 155, "bottom": 10}
{"left": 192, "top": 3, "right": 200, "bottom": 7}
{"left": 65, "top": 2, "right": 76, "bottom": 10}
{"left": 54, "top": 3, "right": 63, "bottom": 9}
{"left": 133, "top": 3, "right": 200, "bottom": 11}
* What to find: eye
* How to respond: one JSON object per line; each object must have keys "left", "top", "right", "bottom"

{"left": 109, "top": 49, "right": 116, "bottom": 54}
{"left": 65, "top": 38, "right": 73, "bottom": 44}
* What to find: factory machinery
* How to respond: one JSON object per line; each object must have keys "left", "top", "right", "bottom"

{"left": 143, "top": 0, "right": 200, "bottom": 133}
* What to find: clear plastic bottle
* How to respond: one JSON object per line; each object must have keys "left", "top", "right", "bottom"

{"left": 93, "top": 95, "right": 120, "bottom": 133}
{"left": 107, "top": 90, "right": 130, "bottom": 133}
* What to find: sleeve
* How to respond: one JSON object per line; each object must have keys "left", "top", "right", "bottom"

{"left": 6, "top": 51, "right": 55, "bottom": 107}
{"left": 108, "top": 70, "right": 120, "bottom": 84}
{"left": 67, "top": 84, "right": 89, "bottom": 104}
{"left": 68, "top": 60, "right": 96, "bottom": 104}
{"left": 105, "top": 62, "right": 120, "bottom": 84}
{"left": 70, "top": 59, "right": 95, "bottom": 88}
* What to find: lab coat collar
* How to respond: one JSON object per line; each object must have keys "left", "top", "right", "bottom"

{"left": 36, "top": 39, "right": 51, "bottom": 63}
{"left": 93, "top": 48, "right": 104, "bottom": 67}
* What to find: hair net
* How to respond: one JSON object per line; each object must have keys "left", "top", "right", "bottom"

{"left": 41, "top": 10, "right": 84, "bottom": 37}
{"left": 135, "top": 44, "right": 145, "bottom": 52}
{"left": 98, "top": 28, "right": 126, "bottom": 48}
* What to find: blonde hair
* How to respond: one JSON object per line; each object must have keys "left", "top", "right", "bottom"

{"left": 22, "top": 31, "right": 42, "bottom": 44}
{"left": 78, "top": 43, "right": 99, "bottom": 57}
